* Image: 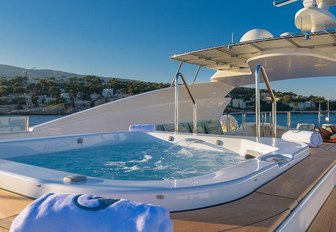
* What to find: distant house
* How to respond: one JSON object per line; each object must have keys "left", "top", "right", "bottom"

{"left": 56, "top": 76, "right": 67, "bottom": 83}
{"left": 44, "top": 97, "right": 55, "bottom": 105}
{"left": 300, "top": 101, "right": 316, "bottom": 110}
{"left": 1, "top": 94, "right": 16, "bottom": 104}
{"left": 90, "top": 93, "right": 101, "bottom": 101}
{"left": 23, "top": 94, "right": 33, "bottom": 108}
{"left": 261, "top": 93, "right": 280, "bottom": 102}
{"left": 60, "top": 93, "right": 71, "bottom": 103}
{"left": 37, "top": 95, "right": 47, "bottom": 105}
{"left": 231, "top": 99, "right": 247, "bottom": 109}
{"left": 37, "top": 95, "right": 55, "bottom": 105}
{"left": 102, "top": 88, "right": 114, "bottom": 98}
{"left": 289, "top": 102, "right": 301, "bottom": 111}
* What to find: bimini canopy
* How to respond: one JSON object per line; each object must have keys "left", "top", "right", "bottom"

{"left": 171, "top": 29, "right": 336, "bottom": 86}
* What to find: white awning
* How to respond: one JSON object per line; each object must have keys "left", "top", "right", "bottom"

{"left": 170, "top": 30, "right": 336, "bottom": 72}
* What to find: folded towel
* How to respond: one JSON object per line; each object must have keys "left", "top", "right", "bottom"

{"left": 281, "top": 130, "right": 323, "bottom": 147}
{"left": 10, "top": 193, "right": 173, "bottom": 232}
{"left": 129, "top": 124, "right": 156, "bottom": 132}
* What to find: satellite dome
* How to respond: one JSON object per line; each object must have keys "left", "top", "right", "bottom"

{"left": 240, "top": 29, "right": 274, "bottom": 42}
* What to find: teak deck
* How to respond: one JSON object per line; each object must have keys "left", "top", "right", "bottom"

{"left": 1, "top": 144, "right": 336, "bottom": 232}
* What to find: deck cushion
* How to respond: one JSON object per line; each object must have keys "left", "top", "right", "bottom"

{"left": 204, "top": 120, "right": 223, "bottom": 135}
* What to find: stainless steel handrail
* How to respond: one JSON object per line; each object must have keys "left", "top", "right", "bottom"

{"left": 171, "top": 62, "right": 183, "bottom": 87}
{"left": 174, "top": 72, "right": 197, "bottom": 134}
{"left": 25, "top": 116, "right": 30, "bottom": 132}
{"left": 192, "top": 66, "right": 202, "bottom": 84}
{"left": 255, "top": 65, "right": 277, "bottom": 140}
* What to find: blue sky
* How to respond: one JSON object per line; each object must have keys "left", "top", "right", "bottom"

{"left": 0, "top": 0, "right": 336, "bottom": 99}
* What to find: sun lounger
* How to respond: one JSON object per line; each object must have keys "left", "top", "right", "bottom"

{"left": 318, "top": 127, "right": 336, "bottom": 143}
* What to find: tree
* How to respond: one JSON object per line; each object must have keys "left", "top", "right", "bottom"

{"left": 0, "top": 85, "right": 7, "bottom": 96}
{"left": 12, "top": 83, "right": 25, "bottom": 94}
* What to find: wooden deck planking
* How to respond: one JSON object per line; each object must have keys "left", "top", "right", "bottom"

{"left": 257, "top": 153, "right": 336, "bottom": 201}
{"left": 172, "top": 192, "right": 294, "bottom": 232}
{"left": 0, "top": 189, "right": 32, "bottom": 231}
{"left": 0, "top": 189, "right": 32, "bottom": 220}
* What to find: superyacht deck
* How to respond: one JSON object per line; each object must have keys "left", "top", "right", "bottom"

{"left": 0, "top": 144, "right": 336, "bottom": 232}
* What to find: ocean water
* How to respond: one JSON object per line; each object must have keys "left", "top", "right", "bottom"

{"left": 232, "top": 112, "right": 336, "bottom": 128}
{"left": 29, "top": 115, "right": 65, "bottom": 126}
{"left": 8, "top": 142, "right": 243, "bottom": 180}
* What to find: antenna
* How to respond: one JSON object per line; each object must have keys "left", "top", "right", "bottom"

{"left": 273, "top": 0, "right": 299, "bottom": 7}
{"left": 275, "top": 0, "right": 336, "bottom": 32}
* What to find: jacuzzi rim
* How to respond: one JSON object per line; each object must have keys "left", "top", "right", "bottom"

{"left": 0, "top": 148, "right": 307, "bottom": 189}
{"left": 0, "top": 131, "right": 309, "bottom": 188}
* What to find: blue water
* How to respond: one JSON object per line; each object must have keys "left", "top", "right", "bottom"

{"left": 232, "top": 112, "right": 336, "bottom": 128}
{"left": 29, "top": 115, "right": 65, "bottom": 126}
{"left": 8, "top": 142, "right": 244, "bottom": 181}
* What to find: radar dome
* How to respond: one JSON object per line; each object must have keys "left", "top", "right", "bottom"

{"left": 240, "top": 29, "right": 274, "bottom": 42}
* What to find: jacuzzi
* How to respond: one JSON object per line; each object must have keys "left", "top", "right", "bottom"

{"left": 0, "top": 131, "right": 309, "bottom": 212}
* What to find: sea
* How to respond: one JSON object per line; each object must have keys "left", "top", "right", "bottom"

{"left": 231, "top": 112, "right": 336, "bottom": 128}
{"left": 28, "top": 112, "right": 336, "bottom": 128}
{"left": 29, "top": 115, "right": 65, "bottom": 126}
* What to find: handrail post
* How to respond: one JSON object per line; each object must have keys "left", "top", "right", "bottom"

{"left": 318, "top": 102, "right": 321, "bottom": 128}
{"left": 193, "top": 104, "right": 197, "bottom": 134}
{"left": 174, "top": 76, "right": 179, "bottom": 133}
{"left": 171, "top": 62, "right": 183, "bottom": 87}
{"left": 255, "top": 65, "right": 277, "bottom": 140}
{"left": 261, "top": 112, "right": 266, "bottom": 136}
{"left": 174, "top": 72, "right": 197, "bottom": 134}
{"left": 255, "top": 67, "right": 261, "bottom": 140}
{"left": 25, "top": 116, "right": 29, "bottom": 132}
{"left": 192, "top": 66, "right": 202, "bottom": 84}
{"left": 242, "top": 112, "right": 246, "bottom": 129}
{"left": 272, "top": 102, "right": 277, "bottom": 137}
{"left": 226, "top": 113, "right": 231, "bottom": 132}
{"left": 287, "top": 112, "right": 291, "bottom": 128}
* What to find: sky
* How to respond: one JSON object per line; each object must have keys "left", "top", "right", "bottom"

{"left": 0, "top": 0, "right": 336, "bottom": 99}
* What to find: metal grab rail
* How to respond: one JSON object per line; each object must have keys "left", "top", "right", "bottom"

{"left": 174, "top": 73, "right": 197, "bottom": 134}
{"left": 255, "top": 65, "right": 277, "bottom": 140}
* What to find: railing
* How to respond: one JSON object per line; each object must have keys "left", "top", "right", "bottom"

{"left": 223, "top": 110, "right": 334, "bottom": 134}
{"left": 255, "top": 65, "right": 277, "bottom": 140}
{"left": 174, "top": 73, "right": 197, "bottom": 134}
{"left": 0, "top": 116, "right": 30, "bottom": 134}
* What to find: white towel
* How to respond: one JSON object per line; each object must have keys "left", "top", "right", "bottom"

{"left": 129, "top": 124, "right": 156, "bottom": 132}
{"left": 10, "top": 193, "right": 173, "bottom": 232}
{"left": 281, "top": 130, "right": 323, "bottom": 147}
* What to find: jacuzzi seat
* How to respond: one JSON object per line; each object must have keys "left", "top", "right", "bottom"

{"left": 259, "top": 153, "right": 293, "bottom": 165}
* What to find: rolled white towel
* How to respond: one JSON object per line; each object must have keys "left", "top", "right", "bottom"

{"left": 129, "top": 124, "right": 156, "bottom": 132}
{"left": 281, "top": 130, "right": 323, "bottom": 147}
{"left": 10, "top": 193, "right": 173, "bottom": 232}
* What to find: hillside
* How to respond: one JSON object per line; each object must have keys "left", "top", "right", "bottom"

{"left": 0, "top": 64, "right": 134, "bottom": 82}
{"left": 0, "top": 64, "right": 88, "bottom": 79}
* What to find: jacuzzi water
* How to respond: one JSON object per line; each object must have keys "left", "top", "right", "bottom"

{"left": 8, "top": 142, "right": 244, "bottom": 181}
